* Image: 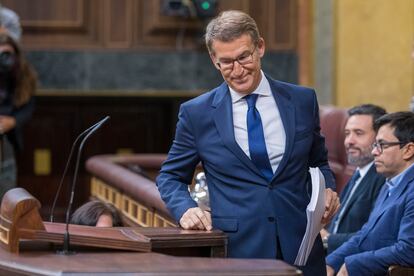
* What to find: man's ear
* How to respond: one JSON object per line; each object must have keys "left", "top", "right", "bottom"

{"left": 402, "top": 142, "right": 414, "bottom": 161}
{"left": 257, "top": 37, "right": 266, "bottom": 58}
{"left": 209, "top": 52, "right": 220, "bottom": 70}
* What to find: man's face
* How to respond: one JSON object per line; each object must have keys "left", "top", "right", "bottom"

{"left": 210, "top": 34, "right": 265, "bottom": 94}
{"left": 372, "top": 124, "right": 407, "bottom": 178}
{"left": 344, "top": 114, "right": 376, "bottom": 167}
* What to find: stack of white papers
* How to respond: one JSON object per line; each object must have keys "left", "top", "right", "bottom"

{"left": 294, "top": 167, "right": 326, "bottom": 266}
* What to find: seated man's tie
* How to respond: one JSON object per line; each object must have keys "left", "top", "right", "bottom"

{"left": 331, "top": 170, "right": 361, "bottom": 233}
{"left": 245, "top": 94, "right": 273, "bottom": 181}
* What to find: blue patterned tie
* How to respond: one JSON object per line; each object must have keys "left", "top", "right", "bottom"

{"left": 245, "top": 94, "right": 273, "bottom": 181}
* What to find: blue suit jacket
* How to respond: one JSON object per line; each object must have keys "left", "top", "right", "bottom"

{"left": 157, "top": 76, "right": 335, "bottom": 275}
{"left": 326, "top": 164, "right": 414, "bottom": 275}
{"left": 327, "top": 164, "right": 385, "bottom": 253}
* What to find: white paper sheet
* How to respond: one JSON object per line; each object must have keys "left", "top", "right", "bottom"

{"left": 294, "top": 167, "right": 326, "bottom": 266}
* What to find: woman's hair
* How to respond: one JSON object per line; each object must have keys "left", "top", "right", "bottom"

{"left": 0, "top": 33, "right": 36, "bottom": 107}
{"left": 70, "top": 200, "right": 124, "bottom": 227}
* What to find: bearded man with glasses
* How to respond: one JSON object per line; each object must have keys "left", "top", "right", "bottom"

{"left": 326, "top": 111, "right": 414, "bottom": 276}
{"left": 157, "top": 10, "right": 340, "bottom": 276}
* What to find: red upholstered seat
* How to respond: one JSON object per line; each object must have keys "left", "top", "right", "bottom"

{"left": 319, "top": 105, "right": 354, "bottom": 193}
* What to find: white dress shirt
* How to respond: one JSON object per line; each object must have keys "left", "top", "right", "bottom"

{"left": 331, "top": 161, "right": 374, "bottom": 233}
{"left": 229, "top": 71, "right": 286, "bottom": 173}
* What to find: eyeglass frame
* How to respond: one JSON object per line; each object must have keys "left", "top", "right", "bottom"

{"left": 371, "top": 141, "right": 408, "bottom": 153}
{"left": 215, "top": 45, "right": 258, "bottom": 70}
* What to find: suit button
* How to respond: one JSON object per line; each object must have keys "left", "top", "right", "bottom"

{"left": 268, "top": 217, "right": 275, "bottom": 222}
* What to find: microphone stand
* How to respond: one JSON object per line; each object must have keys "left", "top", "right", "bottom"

{"left": 49, "top": 116, "right": 110, "bottom": 223}
{"left": 54, "top": 116, "right": 110, "bottom": 255}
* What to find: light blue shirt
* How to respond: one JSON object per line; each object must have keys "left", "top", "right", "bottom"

{"left": 386, "top": 162, "right": 414, "bottom": 196}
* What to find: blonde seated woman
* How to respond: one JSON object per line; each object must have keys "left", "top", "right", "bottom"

{"left": 70, "top": 200, "right": 124, "bottom": 227}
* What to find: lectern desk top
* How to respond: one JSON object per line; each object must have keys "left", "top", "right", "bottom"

{"left": 0, "top": 188, "right": 225, "bottom": 256}
{"left": 0, "top": 188, "right": 302, "bottom": 275}
{"left": 0, "top": 242, "right": 301, "bottom": 275}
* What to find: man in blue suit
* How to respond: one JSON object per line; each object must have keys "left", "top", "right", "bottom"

{"left": 157, "top": 10, "right": 340, "bottom": 275}
{"left": 326, "top": 112, "right": 414, "bottom": 275}
{"left": 321, "top": 104, "right": 386, "bottom": 254}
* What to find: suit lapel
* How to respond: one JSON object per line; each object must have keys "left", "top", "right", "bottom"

{"left": 212, "top": 83, "right": 264, "bottom": 180}
{"left": 359, "top": 166, "right": 414, "bottom": 243}
{"left": 342, "top": 165, "right": 375, "bottom": 213}
{"left": 376, "top": 167, "right": 414, "bottom": 217}
{"left": 268, "top": 78, "right": 295, "bottom": 182}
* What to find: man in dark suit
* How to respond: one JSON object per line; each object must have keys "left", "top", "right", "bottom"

{"left": 327, "top": 111, "right": 414, "bottom": 275}
{"left": 156, "top": 10, "right": 340, "bottom": 276}
{"left": 320, "top": 104, "right": 386, "bottom": 253}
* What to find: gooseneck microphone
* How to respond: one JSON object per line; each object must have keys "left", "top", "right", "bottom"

{"left": 51, "top": 116, "right": 110, "bottom": 255}
{"left": 49, "top": 116, "right": 110, "bottom": 223}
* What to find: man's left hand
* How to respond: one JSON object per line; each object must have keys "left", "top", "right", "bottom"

{"left": 337, "top": 264, "right": 348, "bottom": 276}
{"left": 322, "top": 188, "right": 340, "bottom": 225}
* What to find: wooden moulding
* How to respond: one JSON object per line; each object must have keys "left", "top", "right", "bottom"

{"left": 0, "top": 188, "right": 45, "bottom": 253}
{"left": 0, "top": 188, "right": 227, "bottom": 256}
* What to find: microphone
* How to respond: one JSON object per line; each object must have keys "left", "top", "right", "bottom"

{"left": 49, "top": 116, "right": 110, "bottom": 222}
{"left": 51, "top": 116, "right": 109, "bottom": 255}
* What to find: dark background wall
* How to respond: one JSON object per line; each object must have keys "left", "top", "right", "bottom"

{"left": 2, "top": 0, "right": 311, "bottom": 220}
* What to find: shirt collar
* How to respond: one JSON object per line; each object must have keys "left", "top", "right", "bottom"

{"left": 357, "top": 161, "right": 374, "bottom": 180}
{"left": 229, "top": 70, "right": 272, "bottom": 103}
{"left": 386, "top": 162, "right": 414, "bottom": 193}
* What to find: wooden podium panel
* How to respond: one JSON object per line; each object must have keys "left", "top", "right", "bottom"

{"left": 0, "top": 187, "right": 303, "bottom": 275}
{"left": 19, "top": 222, "right": 227, "bottom": 257}
{"left": 0, "top": 188, "right": 225, "bottom": 257}
{"left": 0, "top": 242, "right": 302, "bottom": 275}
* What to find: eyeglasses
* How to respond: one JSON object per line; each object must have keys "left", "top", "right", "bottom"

{"left": 215, "top": 45, "right": 257, "bottom": 70}
{"left": 371, "top": 141, "right": 407, "bottom": 153}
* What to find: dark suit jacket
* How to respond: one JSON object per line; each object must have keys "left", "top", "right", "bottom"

{"left": 157, "top": 76, "right": 335, "bottom": 276}
{"left": 327, "top": 164, "right": 385, "bottom": 253}
{"left": 326, "top": 164, "right": 414, "bottom": 275}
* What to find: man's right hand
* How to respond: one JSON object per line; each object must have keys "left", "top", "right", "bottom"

{"left": 179, "top": 207, "right": 212, "bottom": 231}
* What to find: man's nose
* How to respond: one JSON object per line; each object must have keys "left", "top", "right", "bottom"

{"left": 344, "top": 134, "right": 355, "bottom": 147}
{"left": 371, "top": 146, "right": 380, "bottom": 156}
{"left": 231, "top": 61, "right": 243, "bottom": 76}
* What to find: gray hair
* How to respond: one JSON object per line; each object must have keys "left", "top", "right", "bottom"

{"left": 205, "top": 10, "right": 260, "bottom": 54}
{"left": 0, "top": 6, "right": 22, "bottom": 41}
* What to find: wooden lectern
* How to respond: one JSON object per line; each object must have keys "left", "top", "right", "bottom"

{"left": 0, "top": 188, "right": 226, "bottom": 256}
{"left": 0, "top": 188, "right": 303, "bottom": 275}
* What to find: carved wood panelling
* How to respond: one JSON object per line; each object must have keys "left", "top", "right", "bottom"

{"left": 3, "top": 0, "right": 84, "bottom": 29}
{"left": 104, "top": 0, "right": 132, "bottom": 48}
{"left": 3, "top": 0, "right": 302, "bottom": 51}
{"left": 3, "top": 0, "right": 103, "bottom": 48}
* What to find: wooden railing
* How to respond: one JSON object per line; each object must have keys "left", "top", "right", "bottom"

{"left": 85, "top": 154, "right": 175, "bottom": 227}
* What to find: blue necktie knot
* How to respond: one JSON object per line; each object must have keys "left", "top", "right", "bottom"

{"left": 245, "top": 94, "right": 258, "bottom": 109}
{"left": 350, "top": 170, "right": 361, "bottom": 185}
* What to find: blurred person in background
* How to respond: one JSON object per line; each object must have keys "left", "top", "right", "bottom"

{"left": 410, "top": 41, "right": 414, "bottom": 112}
{"left": 70, "top": 200, "right": 124, "bottom": 227}
{"left": 0, "top": 3, "right": 21, "bottom": 41}
{"left": 0, "top": 33, "right": 36, "bottom": 200}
